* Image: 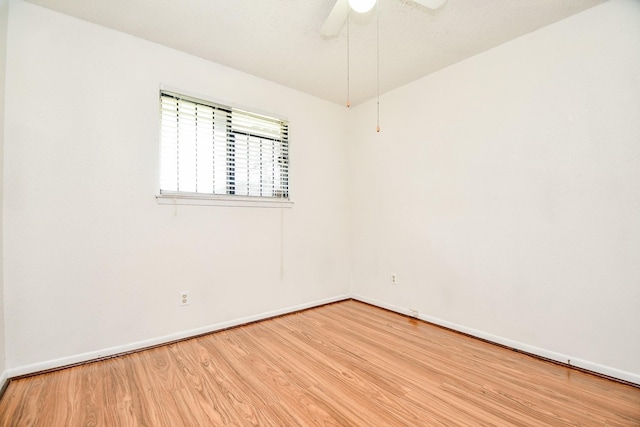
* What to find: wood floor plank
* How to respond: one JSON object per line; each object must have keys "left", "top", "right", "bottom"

{"left": 1, "top": 300, "right": 638, "bottom": 426}
{"left": 293, "top": 309, "right": 519, "bottom": 426}
{"left": 255, "top": 321, "right": 403, "bottom": 426}
{"left": 319, "top": 301, "right": 640, "bottom": 424}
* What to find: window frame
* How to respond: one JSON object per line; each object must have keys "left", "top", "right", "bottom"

{"left": 155, "top": 86, "right": 292, "bottom": 208}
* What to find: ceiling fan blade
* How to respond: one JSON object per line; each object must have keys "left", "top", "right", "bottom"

{"left": 412, "top": 0, "right": 446, "bottom": 10}
{"left": 321, "top": 0, "right": 349, "bottom": 37}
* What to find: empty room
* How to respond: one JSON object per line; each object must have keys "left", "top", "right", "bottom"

{"left": 0, "top": 0, "right": 639, "bottom": 425}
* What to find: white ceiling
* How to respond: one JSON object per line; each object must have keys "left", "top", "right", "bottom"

{"left": 24, "top": 0, "right": 605, "bottom": 106}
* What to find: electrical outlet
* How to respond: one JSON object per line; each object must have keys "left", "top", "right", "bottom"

{"left": 391, "top": 274, "right": 398, "bottom": 286}
{"left": 179, "top": 291, "right": 190, "bottom": 306}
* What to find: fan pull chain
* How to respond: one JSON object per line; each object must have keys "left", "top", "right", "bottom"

{"left": 346, "top": 7, "right": 351, "bottom": 108}
{"left": 376, "top": 0, "right": 380, "bottom": 132}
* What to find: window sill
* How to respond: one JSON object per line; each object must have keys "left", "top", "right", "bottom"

{"left": 156, "top": 193, "right": 294, "bottom": 208}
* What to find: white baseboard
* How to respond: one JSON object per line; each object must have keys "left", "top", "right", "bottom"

{"left": 7, "top": 295, "right": 350, "bottom": 378}
{"left": 352, "top": 294, "right": 640, "bottom": 386}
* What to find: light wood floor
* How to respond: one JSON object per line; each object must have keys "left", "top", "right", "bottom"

{"left": 1, "top": 300, "right": 639, "bottom": 426}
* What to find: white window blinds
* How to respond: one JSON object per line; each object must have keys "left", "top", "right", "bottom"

{"left": 160, "top": 91, "right": 289, "bottom": 199}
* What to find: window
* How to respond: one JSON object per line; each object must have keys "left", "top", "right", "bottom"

{"left": 159, "top": 91, "right": 289, "bottom": 202}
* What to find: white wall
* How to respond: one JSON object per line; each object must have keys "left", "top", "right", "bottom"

{"left": 3, "top": 0, "right": 350, "bottom": 372}
{"left": 0, "top": 0, "right": 7, "bottom": 385}
{"left": 349, "top": 0, "right": 640, "bottom": 383}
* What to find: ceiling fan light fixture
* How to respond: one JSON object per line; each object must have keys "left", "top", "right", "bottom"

{"left": 348, "top": 0, "right": 376, "bottom": 13}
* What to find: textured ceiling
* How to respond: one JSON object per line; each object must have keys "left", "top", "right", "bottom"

{"left": 24, "top": 0, "right": 605, "bottom": 106}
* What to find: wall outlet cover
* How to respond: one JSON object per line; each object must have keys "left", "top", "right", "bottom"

{"left": 179, "top": 291, "right": 190, "bottom": 306}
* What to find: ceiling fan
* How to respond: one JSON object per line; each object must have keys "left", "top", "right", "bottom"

{"left": 321, "top": 0, "right": 447, "bottom": 37}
